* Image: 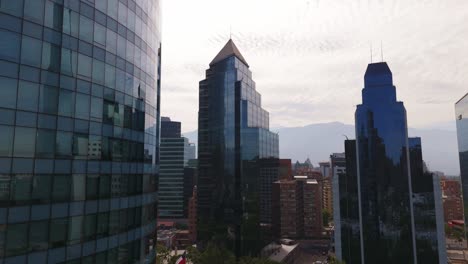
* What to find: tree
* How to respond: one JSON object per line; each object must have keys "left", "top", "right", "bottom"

{"left": 156, "top": 243, "right": 171, "bottom": 264}
{"left": 328, "top": 255, "right": 346, "bottom": 264}
{"left": 184, "top": 243, "right": 279, "bottom": 264}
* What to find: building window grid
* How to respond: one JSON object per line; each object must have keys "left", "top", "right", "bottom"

{"left": 0, "top": 2, "right": 160, "bottom": 262}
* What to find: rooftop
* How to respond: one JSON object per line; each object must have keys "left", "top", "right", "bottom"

{"left": 210, "top": 39, "right": 249, "bottom": 67}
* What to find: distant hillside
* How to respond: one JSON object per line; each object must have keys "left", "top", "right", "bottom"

{"left": 182, "top": 122, "right": 460, "bottom": 175}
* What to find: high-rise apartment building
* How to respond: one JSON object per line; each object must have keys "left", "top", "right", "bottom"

{"left": 197, "top": 39, "right": 279, "bottom": 257}
{"left": 335, "top": 62, "right": 445, "bottom": 264}
{"left": 441, "top": 178, "right": 463, "bottom": 221}
{"left": 159, "top": 117, "right": 185, "bottom": 219}
{"left": 272, "top": 176, "right": 322, "bottom": 239}
{"left": 0, "top": 0, "right": 161, "bottom": 263}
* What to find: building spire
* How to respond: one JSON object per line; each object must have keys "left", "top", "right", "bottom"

{"left": 209, "top": 39, "right": 249, "bottom": 67}
{"left": 380, "top": 40, "right": 384, "bottom": 62}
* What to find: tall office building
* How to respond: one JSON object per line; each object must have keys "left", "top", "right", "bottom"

{"left": 334, "top": 62, "right": 444, "bottom": 264}
{"left": 407, "top": 138, "right": 446, "bottom": 263}
{"left": 197, "top": 39, "right": 279, "bottom": 257}
{"left": 355, "top": 62, "right": 416, "bottom": 263}
{"left": 159, "top": 117, "right": 185, "bottom": 219}
{"left": 455, "top": 93, "right": 468, "bottom": 230}
{"left": 333, "top": 140, "right": 361, "bottom": 264}
{"left": 0, "top": 1, "right": 161, "bottom": 263}
{"left": 183, "top": 139, "right": 196, "bottom": 166}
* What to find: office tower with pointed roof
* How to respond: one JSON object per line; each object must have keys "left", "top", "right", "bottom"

{"left": 197, "top": 39, "right": 279, "bottom": 257}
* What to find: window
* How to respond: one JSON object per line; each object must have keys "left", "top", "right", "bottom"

{"left": 49, "top": 218, "right": 67, "bottom": 247}
{"left": 90, "top": 97, "right": 103, "bottom": 121}
{"left": 73, "top": 133, "right": 88, "bottom": 157}
{"left": 21, "top": 36, "right": 42, "bottom": 67}
{"left": 84, "top": 214, "right": 96, "bottom": 240}
{"left": 13, "top": 127, "right": 36, "bottom": 157}
{"left": 31, "top": 175, "right": 52, "bottom": 202}
{"left": 0, "top": 29, "right": 20, "bottom": 62}
{"left": 106, "top": 29, "right": 117, "bottom": 53}
{"left": 0, "top": 0, "right": 23, "bottom": 16}
{"left": 24, "top": 0, "right": 44, "bottom": 23}
{"left": 0, "top": 76, "right": 17, "bottom": 109}
{"left": 62, "top": 8, "right": 79, "bottom": 37}
{"left": 45, "top": 1, "right": 63, "bottom": 31}
{"left": 79, "top": 15, "right": 93, "bottom": 43}
{"left": 36, "top": 129, "right": 56, "bottom": 158}
{"left": 75, "top": 93, "right": 90, "bottom": 120}
{"left": 86, "top": 174, "right": 98, "bottom": 200}
{"left": 0, "top": 125, "right": 13, "bottom": 156}
{"left": 61, "top": 48, "right": 78, "bottom": 77}
{"left": 77, "top": 54, "right": 92, "bottom": 78}
{"left": 58, "top": 90, "right": 75, "bottom": 117}
{"left": 42, "top": 42, "right": 61, "bottom": 72}
{"left": 107, "top": 0, "right": 118, "bottom": 19}
{"left": 10, "top": 174, "right": 32, "bottom": 204}
{"left": 39, "top": 85, "right": 59, "bottom": 114}
{"left": 56, "top": 131, "right": 73, "bottom": 157}
{"left": 17, "top": 81, "right": 39, "bottom": 112}
{"left": 99, "top": 174, "right": 110, "bottom": 198}
{"left": 68, "top": 216, "right": 83, "bottom": 244}
{"left": 95, "top": 0, "right": 107, "bottom": 13}
{"left": 92, "top": 59, "right": 105, "bottom": 84}
{"left": 96, "top": 212, "right": 109, "bottom": 237}
{"left": 94, "top": 22, "right": 106, "bottom": 46}
{"left": 105, "top": 64, "right": 116, "bottom": 89}
{"left": 71, "top": 174, "right": 85, "bottom": 201}
{"left": 29, "top": 221, "right": 49, "bottom": 251}
{"left": 5, "top": 223, "right": 28, "bottom": 256}
{"left": 52, "top": 175, "right": 70, "bottom": 202}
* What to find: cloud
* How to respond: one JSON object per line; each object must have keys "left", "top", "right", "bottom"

{"left": 161, "top": 0, "right": 468, "bottom": 132}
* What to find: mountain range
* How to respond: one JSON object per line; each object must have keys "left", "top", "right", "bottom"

{"left": 182, "top": 122, "right": 460, "bottom": 176}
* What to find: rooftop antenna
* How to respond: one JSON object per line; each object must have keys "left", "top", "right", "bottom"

{"left": 380, "top": 40, "right": 384, "bottom": 62}
{"left": 229, "top": 25, "right": 232, "bottom": 40}
{"left": 370, "top": 42, "right": 373, "bottom": 63}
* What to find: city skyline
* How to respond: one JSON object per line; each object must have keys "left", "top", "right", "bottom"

{"left": 162, "top": 0, "right": 468, "bottom": 133}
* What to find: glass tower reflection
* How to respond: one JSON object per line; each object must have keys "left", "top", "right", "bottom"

{"left": 456, "top": 94, "right": 468, "bottom": 234}
{"left": 355, "top": 62, "right": 416, "bottom": 263}
{"left": 197, "top": 39, "right": 279, "bottom": 257}
{"left": 0, "top": 0, "right": 161, "bottom": 263}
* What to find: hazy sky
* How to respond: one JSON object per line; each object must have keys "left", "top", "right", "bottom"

{"left": 161, "top": 0, "right": 468, "bottom": 133}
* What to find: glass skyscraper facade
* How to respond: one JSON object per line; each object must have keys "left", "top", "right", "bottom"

{"left": 456, "top": 93, "right": 468, "bottom": 233}
{"left": 334, "top": 63, "right": 446, "bottom": 264}
{"left": 197, "top": 39, "right": 279, "bottom": 257}
{"left": 407, "top": 137, "right": 446, "bottom": 263}
{"left": 355, "top": 62, "right": 416, "bottom": 263}
{"left": 0, "top": 0, "right": 161, "bottom": 263}
{"left": 334, "top": 140, "right": 362, "bottom": 264}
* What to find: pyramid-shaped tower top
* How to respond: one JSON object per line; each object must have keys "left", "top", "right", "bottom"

{"left": 209, "top": 39, "right": 249, "bottom": 67}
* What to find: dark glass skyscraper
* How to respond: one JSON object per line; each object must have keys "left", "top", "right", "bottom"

{"left": 197, "top": 39, "right": 279, "bottom": 257}
{"left": 407, "top": 138, "right": 446, "bottom": 263}
{"left": 456, "top": 93, "right": 468, "bottom": 232}
{"left": 334, "top": 63, "right": 445, "bottom": 264}
{"left": 355, "top": 62, "right": 416, "bottom": 263}
{"left": 334, "top": 140, "right": 362, "bottom": 264}
{"left": 0, "top": 0, "right": 161, "bottom": 263}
